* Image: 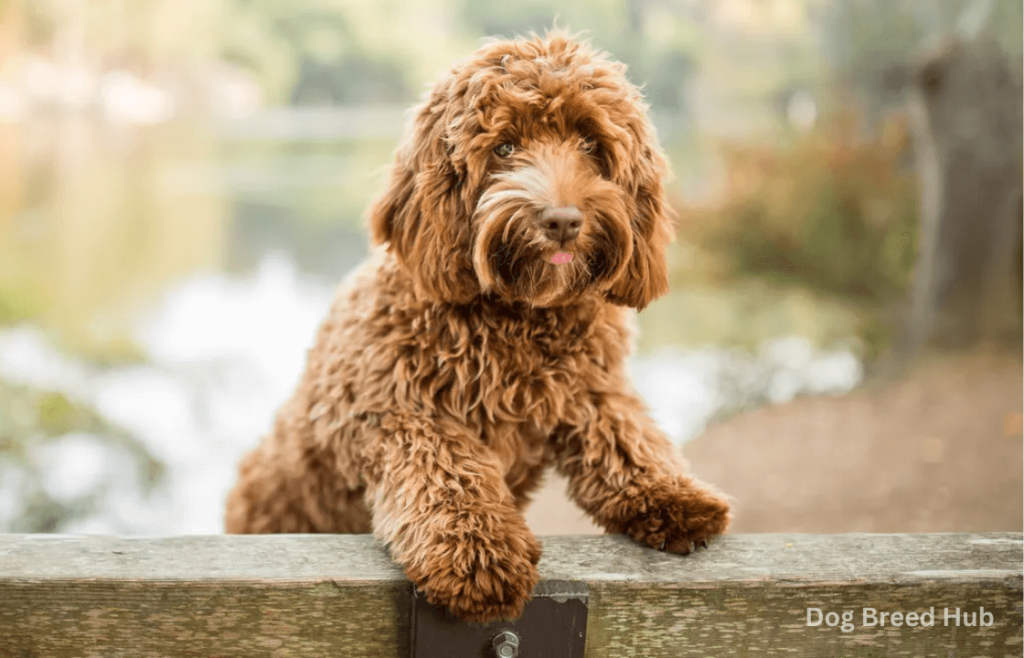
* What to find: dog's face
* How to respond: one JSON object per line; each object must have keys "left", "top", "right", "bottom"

{"left": 370, "top": 33, "right": 673, "bottom": 309}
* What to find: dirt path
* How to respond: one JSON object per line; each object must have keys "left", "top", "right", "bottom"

{"left": 525, "top": 350, "right": 1022, "bottom": 535}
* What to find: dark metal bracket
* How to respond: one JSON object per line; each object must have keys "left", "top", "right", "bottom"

{"left": 410, "top": 581, "right": 589, "bottom": 658}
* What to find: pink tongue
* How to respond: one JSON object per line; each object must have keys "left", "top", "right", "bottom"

{"left": 550, "top": 252, "right": 574, "bottom": 265}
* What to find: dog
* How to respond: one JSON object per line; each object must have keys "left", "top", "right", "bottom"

{"left": 225, "top": 31, "right": 731, "bottom": 624}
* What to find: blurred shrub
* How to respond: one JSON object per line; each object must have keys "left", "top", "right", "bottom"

{"left": 678, "top": 110, "right": 918, "bottom": 304}
{"left": 0, "top": 378, "right": 165, "bottom": 532}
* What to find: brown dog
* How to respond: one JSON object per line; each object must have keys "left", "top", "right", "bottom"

{"left": 225, "top": 32, "right": 730, "bottom": 623}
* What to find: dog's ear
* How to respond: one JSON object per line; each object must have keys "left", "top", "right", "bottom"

{"left": 606, "top": 141, "right": 674, "bottom": 311}
{"left": 368, "top": 82, "right": 479, "bottom": 304}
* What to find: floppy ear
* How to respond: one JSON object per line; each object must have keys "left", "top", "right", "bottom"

{"left": 367, "top": 83, "right": 480, "bottom": 304}
{"left": 606, "top": 143, "right": 674, "bottom": 311}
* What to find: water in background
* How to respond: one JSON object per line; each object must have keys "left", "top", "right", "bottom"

{"left": 0, "top": 114, "right": 862, "bottom": 534}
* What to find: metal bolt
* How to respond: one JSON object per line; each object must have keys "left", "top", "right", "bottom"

{"left": 492, "top": 629, "right": 520, "bottom": 658}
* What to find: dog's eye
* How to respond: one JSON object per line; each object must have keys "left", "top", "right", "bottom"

{"left": 580, "top": 137, "right": 597, "bottom": 154}
{"left": 494, "top": 143, "right": 515, "bottom": 158}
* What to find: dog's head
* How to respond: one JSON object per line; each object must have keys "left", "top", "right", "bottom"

{"left": 369, "top": 32, "right": 673, "bottom": 309}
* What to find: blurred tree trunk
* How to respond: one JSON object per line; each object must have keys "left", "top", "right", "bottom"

{"left": 900, "top": 33, "right": 1023, "bottom": 355}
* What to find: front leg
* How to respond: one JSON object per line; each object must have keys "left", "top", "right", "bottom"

{"left": 555, "top": 391, "right": 731, "bottom": 553}
{"left": 362, "top": 415, "right": 541, "bottom": 623}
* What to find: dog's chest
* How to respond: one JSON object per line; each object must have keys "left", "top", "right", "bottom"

{"left": 396, "top": 300, "right": 617, "bottom": 433}
{"left": 439, "top": 316, "right": 586, "bottom": 422}
{"left": 443, "top": 316, "right": 587, "bottom": 471}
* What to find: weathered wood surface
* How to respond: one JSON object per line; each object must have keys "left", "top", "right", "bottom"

{"left": 1, "top": 533, "right": 1021, "bottom": 657}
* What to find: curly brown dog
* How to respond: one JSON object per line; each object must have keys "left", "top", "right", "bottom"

{"left": 225, "top": 31, "right": 731, "bottom": 623}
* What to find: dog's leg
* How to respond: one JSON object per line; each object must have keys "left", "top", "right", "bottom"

{"left": 362, "top": 415, "right": 542, "bottom": 623}
{"left": 555, "top": 390, "right": 731, "bottom": 553}
{"left": 225, "top": 433, "right": 373, "bottom": 534}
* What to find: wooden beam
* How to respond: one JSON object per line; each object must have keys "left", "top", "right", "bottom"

{"left": 1, "top": 533, "right": 1021, "bottom": 657}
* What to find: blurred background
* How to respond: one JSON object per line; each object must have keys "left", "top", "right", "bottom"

{"left": 0, "top": 0, "right": 1020, "bottom": 536}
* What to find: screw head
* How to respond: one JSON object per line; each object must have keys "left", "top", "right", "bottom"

{"left": 492, "top": 630, "right": 520, "bottom": 658}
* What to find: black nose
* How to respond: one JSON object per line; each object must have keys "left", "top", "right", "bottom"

{"left": 541, "top": 206, "right": 582, "bottom": 243}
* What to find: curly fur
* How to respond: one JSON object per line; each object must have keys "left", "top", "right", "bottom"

{"left": 225, "top": 31, "right": 731, "bottom": 624}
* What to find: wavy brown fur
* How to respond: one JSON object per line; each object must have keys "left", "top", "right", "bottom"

{"left": 225, "top": 31, "right": 731, "bottom": 624}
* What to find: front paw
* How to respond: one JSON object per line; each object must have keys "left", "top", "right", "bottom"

{"left": 612, "top": 477, "right": 731, "bottom": 554}
{"left": 404, "top": 514, "right": 542, "bottom": 624}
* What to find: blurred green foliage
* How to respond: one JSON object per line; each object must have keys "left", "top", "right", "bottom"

{"left": 823, "top": 0, "right": 1023, "bottom": 83}
{"left": 219, "top": 1, "right": 416, "bottom": 104}
{"left": 0, "top": 284, "right": 40, "bottom": 326}
{"left": 639, "top": 280, "right": 863, "bottom": 353}
{"left": 678, "top": 109, "right": 918, "bottom": 305}
{"left": 11, "top": 0, "right": 1019, "bottom": 113}
{"left": 819, "top": 0, "right": 1022, "bottom": 130}
{"left": 0, "top": 377, "right": 164, "bottom": 532}
{"left": 10, "top": 0, "right": 707, "bottom": 108}
{"left": 214, "top": 0, "right": 711, "bottom": 108}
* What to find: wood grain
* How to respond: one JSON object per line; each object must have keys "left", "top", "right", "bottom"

{"left": 1, "top": 533, "right": 1020, "bottom": 657}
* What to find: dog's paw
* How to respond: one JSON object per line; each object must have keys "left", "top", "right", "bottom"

{"left": 613, "top": 477, "right": 731, "bottom": 554}
{"left": 405, "top": 513, "right": 542, "bottom": 624}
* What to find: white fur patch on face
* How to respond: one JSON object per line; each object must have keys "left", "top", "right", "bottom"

{"left": 472, "top": 166, "right": 558, "bottom": 288}
{"left": 470, "top": 169, "right": 538, "bottom": 293}
{"left": 486, "top": 166, "right": 556, "bottom": 208}
{"left": 475, "top": 187, "right": 535, "bottom": 215}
